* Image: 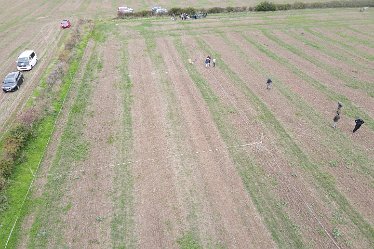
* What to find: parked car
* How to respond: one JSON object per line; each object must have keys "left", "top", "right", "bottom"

{"left": 151, "top": 6, "right": 167, "bottom": 14}
{"left": 191, "top": 12, "right": 207, "bottom": 19}
{"left": 118, "top": 6, "right": 134, "bottom": 14}
{"left": 2, "top": 72, "right": 24, "bottom": 92}
{"left": 16, "top": 50, "right": 38, "bottom": 71}
{"left": 60, "top": 19, "right": 71, "bottom": 29}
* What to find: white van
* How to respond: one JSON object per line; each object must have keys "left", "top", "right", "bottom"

{"left": 16, "top": 50, "right": 38, "bottom": 71}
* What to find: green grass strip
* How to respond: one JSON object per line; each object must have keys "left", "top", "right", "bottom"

{"left": 177, "top": 231, "right": 203, "bottom": 249}
{"left": 174, "top": 36, "right": 305, "bottom": 249}
{"left": 0, "top": 29, "right": 92, "bottom": 248}
{"left": 111, "top": 31, "right": 136, "bottom": 249}
{"left": 215, "top": 32, "right": 374, "bottom": 246}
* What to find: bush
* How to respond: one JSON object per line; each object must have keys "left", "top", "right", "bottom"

{"left": 3, "top": 124, "right": 32, "bottom": 161}
{"left": 18, "top": 108, "right": 40, "bottom": 128}
{"left": 184, "top": 7, "right": 197, "bottom": 15}
{"left": 0, "top": 193, "right": 8, "bottom": 212}
{"left": 235, "top": 6, "right": 247, "bottom": 12}
{"left": 0, "top": 158, "right": 13, "bottom": 179}
{"left": 277, "top": 4, "right": 292, "bottom": 10}
{"left": 0, "top": 177, "right": 6, "bottom": 192}
{"left": 226, "top": 6, "right": 235, "bottom": 12}
{"left": 169, "top": 8, "right": 183, "bottom": 15}
{"left": 135, "top": 10, "right": 152, "bottom": 17}
{"left": 255, "top": 1, "right": 276, "bottom": 11}
{"left": 207, "top": 7, "right": 225, "bottom": 13}
{"left": 292, "top": 2, "right": 306, "bottom": 9}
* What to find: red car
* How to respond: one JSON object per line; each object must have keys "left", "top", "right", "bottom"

{"left": 60, "top": 20, "right": 71, "bottom": 29}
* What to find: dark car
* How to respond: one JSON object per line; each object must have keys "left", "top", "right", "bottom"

{"left": 2, "top": 72, "right": 24, "bottom": 92}
{"left": 60, "top": 19, "right": 71, "bottom": 29}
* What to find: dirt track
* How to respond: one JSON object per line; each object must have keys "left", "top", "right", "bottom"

{"left": 1, "top": 4, "right": 373, "bottom": 249}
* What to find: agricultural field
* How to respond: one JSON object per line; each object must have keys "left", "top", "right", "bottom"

{"left": 0, "top": 1, "right": 374, "bottom": 249}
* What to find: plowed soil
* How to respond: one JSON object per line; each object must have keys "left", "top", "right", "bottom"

{"left": 1, "top": 4, "right": 373, "bottom": 249}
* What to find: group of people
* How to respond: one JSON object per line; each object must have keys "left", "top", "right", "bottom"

{"left": 332, "top": 102, "right": 364, "bottom": 133}
{"left": 265, "top": 80, "right": 365, "bottom": 133}
{"left": 198, "top": 60, "right": 365, "bottom": 134}
{"left": 180, "top": 13, "right": 189, "bottom": 20}
{"left": 205, "top": 56, "right": 216, "bottom": 68}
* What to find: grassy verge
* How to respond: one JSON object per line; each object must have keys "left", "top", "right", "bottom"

{"left": 0, "top": 27, "right": 93, "bottom": 248}
{"left": 216, "top": 32, "right": 373, "bottom": 247}
{"left": 174, "top": 36, "right": 305, "bottom": 249}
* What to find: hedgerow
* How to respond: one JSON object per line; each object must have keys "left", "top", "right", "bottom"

{"left": 255, "top": 2, "right": 277, "bottom": 11}
{"left": 116, "top": 0, "right": 374, "bottom": 18}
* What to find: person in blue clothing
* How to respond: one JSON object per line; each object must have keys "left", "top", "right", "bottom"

{"left": 205, "top": 56, "right": 211, "bottom": 68}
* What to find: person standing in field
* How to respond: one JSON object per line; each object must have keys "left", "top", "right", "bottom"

{"left": 353, "top": 118, "right": 364, "bottom": 133}
{"left": 205, "top": 56, "right": 211, "bottom": 68}
{"left": 266, "top": 78, "right": 272, "bottom": 90}
{"left": 332, "top": 112, "right": 340, "bottom": 129}
{"left": 337, "top": 102, "right": 343, "bottom": 115}
{"left": 212, "top": 58, "right": 216, "bottom": 67}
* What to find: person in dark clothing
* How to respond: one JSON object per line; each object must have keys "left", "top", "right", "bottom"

{"left": 266, "top": 78, "right": 272, "bottom": 90}
{"left": 332, "top": 112, "right": 340, "bottom": 129}
{"left": 337, "top": 102, "right": 343, "bottom": 115}
{"left": 353, "top": 118, "right": 364, "bottom": 133}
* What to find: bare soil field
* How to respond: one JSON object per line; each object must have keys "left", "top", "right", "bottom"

{"left": 0, "top": 3, "right": 373, "bottom": 249}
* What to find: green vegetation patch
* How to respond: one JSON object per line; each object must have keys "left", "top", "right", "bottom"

{"left": 177, "top": 231, "right": 202, "bottom": 249}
